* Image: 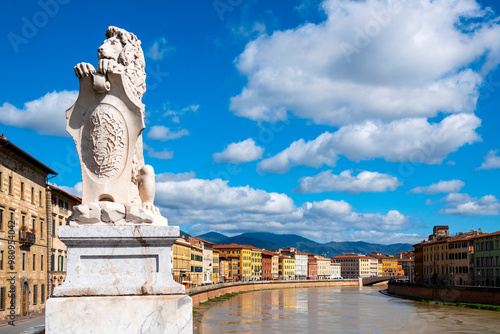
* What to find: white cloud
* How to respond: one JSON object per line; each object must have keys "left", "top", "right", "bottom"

{"left": 146, "top": 37, "right": 175, "bottom": 60}
{"left": 163, "top": 104, "right": 199, "bottom": 123}
{"left": 258, "top": 132, "right": 338, "bottom": 173}
{"left": 476, "top": 149, "right": 500, "bottom": 170}
{"left": 295, "top": 169, "right": 401, "bottom": 194}
{"left": 143, "top": 143, "right": 173, "bottom": 160}
{"left": 259, "top": 113, "right": 481, "bottom": 173}
{"left": 154, "top": 176, "right": 411, "bottom": 243}
{"left": 439, "top": 193, "right": 500, "bottom": 216}
{"left": 213, "top": 138, "right": 264, "bottom": 163}
{"left": 230, "top": 0, "right": 499, "bottom": 125}
{"left": 0, "top": 91, "right": 77, "bottom": 136}
{"left": 409, "top": 180, "right": 465, "bottom": 195}
{"left": 147, "top": 126, "right": 190, "bottom": 141}
{"left": 52, "top": 182, "right": 82, "bottom": 198}
{"left": 155, "top": 172, "right": 196, "bottom": 182}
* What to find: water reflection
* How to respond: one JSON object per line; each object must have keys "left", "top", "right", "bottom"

{"left": 200, "top": 287, "right": 500, "bottom": 333}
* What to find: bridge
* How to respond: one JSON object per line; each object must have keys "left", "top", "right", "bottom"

{"left": 361, "top": 276, "right": 408, "bottom": 286}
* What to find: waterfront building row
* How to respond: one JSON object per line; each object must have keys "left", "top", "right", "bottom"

{"left": 413, "top": 225, "right": 500, "bottom": 287}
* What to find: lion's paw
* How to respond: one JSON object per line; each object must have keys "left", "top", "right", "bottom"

{"left": 74, "top": 63, "right": 95, "bottom": 78}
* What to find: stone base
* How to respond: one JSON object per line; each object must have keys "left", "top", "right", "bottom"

{"left": 54, "top": 225, "right": 185, "bottom": 296}
{"left": 46, "top": 295, "right": 193, "bottom": 334}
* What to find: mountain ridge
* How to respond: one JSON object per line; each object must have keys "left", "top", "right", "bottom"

{"left": 196, "top": 231, "right": 413, "bottom": 257}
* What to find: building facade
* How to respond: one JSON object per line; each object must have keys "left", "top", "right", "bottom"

{"left": 173, "top": 237, "right": 191, "bottom": 285}
{"left": 0, "top": 135, "right": 56, "bottom": 320}
{"left": 330, "top": 262, "right": 341, "bottom": 279}
{"left": 213, "top": 244, "right": 253, "bottom": 281}
{"left": 473, "top": 231, "right": 500, "bottom": 287}
{"left": 279, "top": 256, "right": 295, "bottom": 280}
{"left": 316, "top": 257, "right": 331, "bottom": 279}
{"left": 48, "top": 185, "right": 80, "bottom": 294}
{"left": 332, "top": 254, "right": 371, "bottom": 278}
{"left": 250, "top": 248, "right": 262, "bottom": 281}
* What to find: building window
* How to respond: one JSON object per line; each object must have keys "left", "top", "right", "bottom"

{"left": 52, "top": 219, "right": 56, "bottom": 237}
{"left": 51, "top": 255, "right": 55, "bottom": 271}
{"left": 22, "top": 253, "right": 26, "bottom": 271}
{"left": 41, "top": 284, "right": 45, "bottom": 304}
{"left": 32, "top": 218, "right": 36, "bottom": 236}
{"left": 0, "top": 251, "right": 3, "bottom": 271}
{"left": 20, "top": 182, "right": 24, "bottom": 200}
{"left": 33, "top": 254, "right": 36, "bottom": 271}
{"left": 33, "top": 285, "right": 38, "bottom": 305}
{"left": 8, "top": 176, "right": 12, "bottom": 195}
{"left": 41, "top": 255, "right": 44, "bottom": 271}
{"left": 0, "top": 208, "right": 3, "bottom": 231}
{"left": 9, "top": 212, "right": 14, "bottom": 224}
{"left": 0, "top": 287, "right": 5, "bottom": 310}
{"left": 39, "top": 190, "right": 42, "bottom": 207}
{"left": 40, "top": 221, "right": 44, "bottom": 239}
{"left": 0, "top": 171, "right": 2, "bottom": 191}
{"left": 31, "top": 187, "right": 35, "bottom": 204}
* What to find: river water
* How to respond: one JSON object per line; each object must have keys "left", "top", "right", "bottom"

{"left": 198, "top": 286, "right": 500, "bottom": 333}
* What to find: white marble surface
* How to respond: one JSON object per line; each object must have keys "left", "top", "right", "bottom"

{"left": 68, "top": 26, "right": 160, "bottom": 215}
{"left": 53, "top": 225, "right": 184, "bottom": 296}
{"left": 70, "top": 202, "right": 168, "bottom": 226}
{"left": 46, "top": 295, "right": 193, "bottom": 334}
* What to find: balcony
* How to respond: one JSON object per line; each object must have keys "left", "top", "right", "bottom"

{"left": 19, "top": 230, "right": 36, "bottom": 246}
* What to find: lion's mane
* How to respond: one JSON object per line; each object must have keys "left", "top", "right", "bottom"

{"left": 105, "top": 26, "right": 146, "bottom": 101}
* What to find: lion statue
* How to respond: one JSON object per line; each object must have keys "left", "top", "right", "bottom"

{"left": 74, "top": 26, "right": 158, "bottom": 215}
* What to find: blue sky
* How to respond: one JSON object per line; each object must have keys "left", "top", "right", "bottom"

{"left": 2, "top": 0, "right": 500, "bottom": 244}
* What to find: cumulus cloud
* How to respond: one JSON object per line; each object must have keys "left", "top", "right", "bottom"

{"left": 146, "top": 37, "right": 175, "bottom": 60}
{"left": 476, "top": 149, "right": 500, "bottom": 170}
{"left": 259, "top": 113, "right": 481, "bottom": 173}
{"left": 230, "top": 0, "right": 499, "bottom": 125}
{"left": 439, "top": 193, "right": 500, "bottom": 216}
{"left": 154, "top": 176, "right": 411, "bottom": 242}
{"left": 409, "top": 180, "right": 465, "bottom": 195}
{"left": 147, "top": 126, "right": 190, "bottom": 141}
{"left": 295, "top": 169, "right": 402, "bottom": 194}
{"left": 0, "top": 91, "right": 77, "bottom": 136}
{"left": 213, "top": 138, "right": 264, "bottom": 163}
{"left": 143, "top": 144, "right": 174, "bottom": 160}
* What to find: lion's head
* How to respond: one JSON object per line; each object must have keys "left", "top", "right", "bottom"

{"left": 98, "top": 26, "right": 146, "bottom": 101}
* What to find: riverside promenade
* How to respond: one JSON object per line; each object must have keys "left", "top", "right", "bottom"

{"left": 187, "top": 279, "right": 359, "bottom": 306}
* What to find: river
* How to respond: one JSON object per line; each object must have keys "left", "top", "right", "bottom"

{"left": 198, "top": 286, "right": 500, "bottom": 333}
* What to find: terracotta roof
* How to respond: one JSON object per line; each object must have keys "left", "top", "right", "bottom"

{"left": 470, "top": 230, "right": 500, "bottom": 239}
{"left": 213, "top": 244, "right": 254, "bottom": 250}
{"left": 332, "top": 255, "right": 370, "bottom": 259}
{"left": 262, "top": 250, "right": 278, "bottom": 256}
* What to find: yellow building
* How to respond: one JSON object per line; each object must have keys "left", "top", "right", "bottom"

{"left": 0, "top": 135, "right": 56, "bottom": 320}
{"left": 48, "top": 185, "right": 80, "bottom": 294}
{"left": 213, "top": 244, "right": 253, "bottom": 281}
{"left": 279, "top": 255, "right": 295, "bottom": 280}
{"left": 190, "top": 244, "right": 203, "bottom": 286}
{"left": 213, "top": 249, "right": 220, "bottom": 283}
{"left": 173, "top": 237, "right": 191, "bottom": 284}
{"left": 316, "top": 256, "right": 331, "bottom": 279}
{"left": 251, "top": 248, "right": 262, "bottom": 281}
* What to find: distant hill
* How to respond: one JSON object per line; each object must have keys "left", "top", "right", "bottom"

{"left": 180, "top": 230, "right": 191, "bottom": 240}
{"left": 220, "top": 236, "right": 282, "bottom": 251}
{"left": 196, "top": 231, "right": 228, "bottom": 244}
{"left": 193, "top": 231, "right": 412, "bottom": 257}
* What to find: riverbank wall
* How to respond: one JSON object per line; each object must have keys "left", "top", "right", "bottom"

{"left": 388, "top": 282, "right": 500, "bottom": 305}
{"left": 187, "top": 279, "right": 359, "bottom": 306}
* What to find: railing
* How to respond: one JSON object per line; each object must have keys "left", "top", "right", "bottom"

{"left": 20, "top": 230, "right": 36, "bottom": 245}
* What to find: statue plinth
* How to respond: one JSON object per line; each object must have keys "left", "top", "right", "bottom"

{"left": 53, "top": 225, "right": 184, "bottom": 296}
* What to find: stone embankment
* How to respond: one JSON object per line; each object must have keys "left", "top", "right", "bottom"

{"left": 388, "top": 282, "right": 500, "bottom": 305}
{"left": 187, "top": 279, "right": 359, "bottom": 306}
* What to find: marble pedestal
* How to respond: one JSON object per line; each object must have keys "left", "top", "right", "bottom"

{"left": 46, "top": 225, "right": 192, "bottom": 333}
{"left": 46, "top": 295, "right": 192, "bottom": 334}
